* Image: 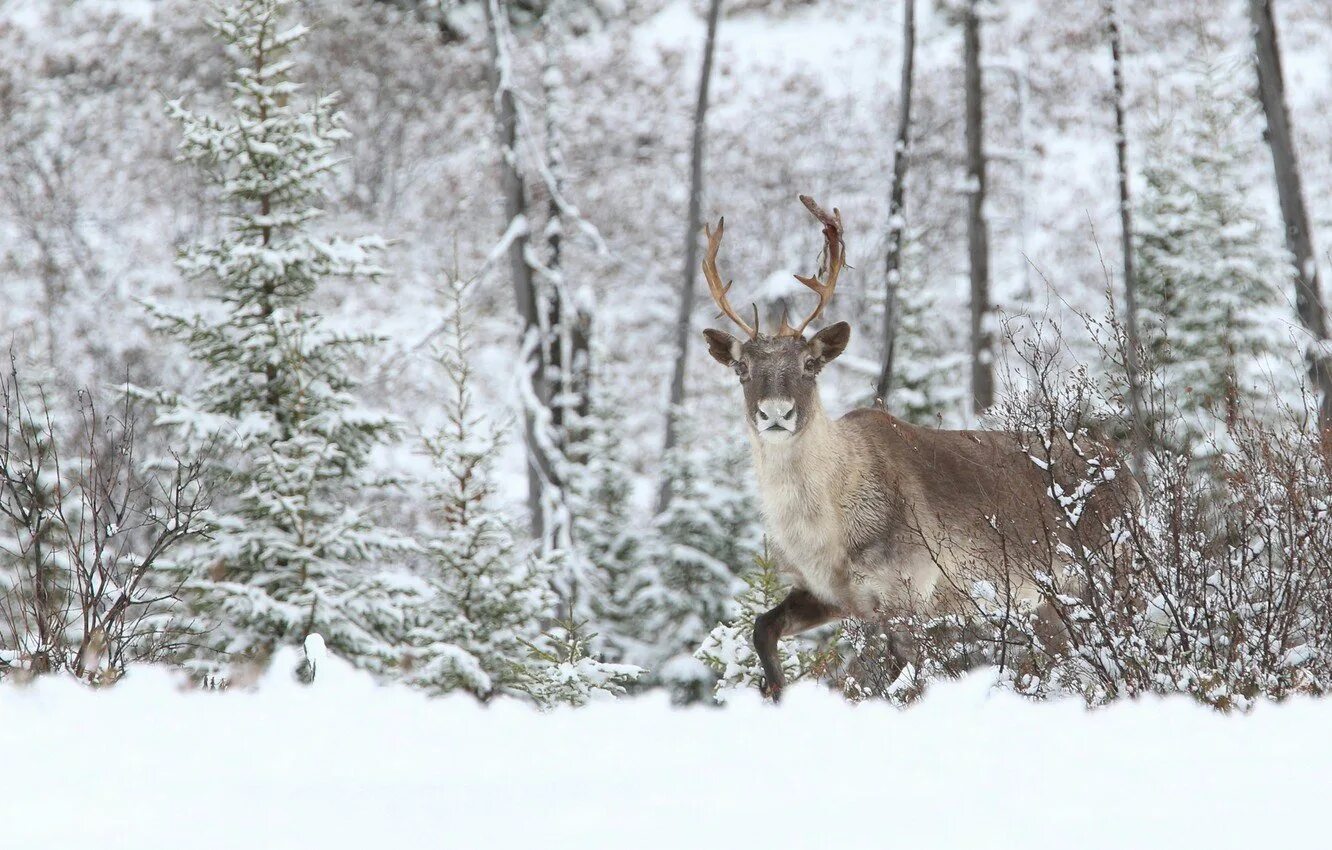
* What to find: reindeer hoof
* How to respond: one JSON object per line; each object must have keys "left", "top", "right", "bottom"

{"left": 759, "top": 678, "right": 783, "bottom": 703}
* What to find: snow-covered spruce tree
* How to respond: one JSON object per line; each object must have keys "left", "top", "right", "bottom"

{"left": 511, "top": 618, "right": 641, "bottom": 708}
{"left": 880, "top": 236, "right": 969, "bottom": 425}
{"left": 1134, "top": 57, "right": 1301, "bottom": 448}
{"left": 628, "top": 424, "right": 759, "bottom": 700}
{"left": 696, "top": 543, "right": 838, "bottom": 701}
{"left": 399, "top": 277, "right": 556, "bottom": 699}
{"left": 564, "top": 391, "right": 646, "bottom": 663}
{"left": 144, "top": 0, "right": 411, "bottom": 676}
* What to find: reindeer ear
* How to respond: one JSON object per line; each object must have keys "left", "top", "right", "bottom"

{"left": 702, "top": 329, "right": 742, "bottom": 367}
{"left": 807, "top": 321, "right": 850, "bottom": 364}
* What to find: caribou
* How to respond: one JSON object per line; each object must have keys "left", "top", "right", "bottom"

{"left": 700, "top": 195, "right": 1127, "bottom": 700}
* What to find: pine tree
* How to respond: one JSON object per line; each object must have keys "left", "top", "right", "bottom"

{"left": 697, "top": 543, "right": 839, "bottom": 700}
{"left": 564, "top": 391, "right": 645, "bottom": 663}
{"left": 399, "top": 277, "right": 555, "bottom": 699}
{"left": 628, "top": 423, "right": 758, "bottom": 698}
{"left": 1135, "top": 57, "right": 1302, "bottom": 447}
{"left": 511, "top": 618, "right": 641, "bottom": 708}
{"left": 884, "top": 237, "right": 969, "bottom": 426}
{"left": 143, "top": 0, "right": 411, "bottom": 675}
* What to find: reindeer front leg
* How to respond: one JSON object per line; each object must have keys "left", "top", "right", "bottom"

{"left": 753, "top": 587, "right": 841, "bottom": 702}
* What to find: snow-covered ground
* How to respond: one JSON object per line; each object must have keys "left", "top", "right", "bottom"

{"left": 4, "top": 652, "right": 1327, "bottom": 849}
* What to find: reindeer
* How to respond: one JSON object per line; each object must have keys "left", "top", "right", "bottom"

{"left": 700, "top": 196, "right": 1127, "bottom": 700}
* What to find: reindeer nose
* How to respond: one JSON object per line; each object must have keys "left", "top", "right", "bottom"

{"left": 757, "top": 398, "right": 796, "bottom": 428}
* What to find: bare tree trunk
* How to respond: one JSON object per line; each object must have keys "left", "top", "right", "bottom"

{"left": 659, "top": 0, "right": 723, "bottom": 512}
{"left": 875, "top": 0, "right": 916, "bottom": 404}
{"left": 1248, "top": 0, "right": 1332, "bottom": 433}
{"left": 565, "top": 305, "right": 593, "bottom": 463}
{"left": 538, "top": 5, "right": 592, "bottom": 464}
{"left": 544, "top": 196, "right": 565, "bottom": 437}
{"left": 1106, "top": 0, "right": 1148, "bottom": 471}
{"left": 964, "top": 0, "right": 993, "bottom": 415}
{"left": 484, "top": 0, "right": 560, "bottom": 541}
{"left": 536, "top": 3, "right": 588, "bottom": 569}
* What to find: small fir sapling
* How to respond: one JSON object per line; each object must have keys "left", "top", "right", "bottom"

{"left": 401, "top": 276, "right": 556, "bottom": 699}
{"left": 511, "top": 618, "right": 642, "bottom": 708}
{"left": 625, "top": 420, "right": 758, "bottom": 700}
{"left": 697, "top": 542, "right": 840, "bottom": 700}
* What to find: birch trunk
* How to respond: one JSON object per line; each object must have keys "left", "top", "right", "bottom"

{"left": 536, "top": 13, "right": 587, "bottom": 557}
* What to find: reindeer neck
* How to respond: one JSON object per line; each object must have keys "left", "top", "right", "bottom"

{"left": 748, "top": 396, "right": 847, "bottom": 494}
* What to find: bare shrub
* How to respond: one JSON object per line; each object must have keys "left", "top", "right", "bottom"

{"left": 0, "top": 362, "right": 213, "bottom": 684}
{"left": 844, "top": 314, "right": 1332, "bottom": 710}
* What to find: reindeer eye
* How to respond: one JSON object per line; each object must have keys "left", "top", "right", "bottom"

{"left": 735, "top": 362, "right": 750, "bottom": 381}
{"left": 804, "top": 358, "right": 818, "bottom": 372}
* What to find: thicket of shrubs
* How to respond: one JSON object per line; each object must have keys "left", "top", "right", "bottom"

{"left": 843, "top": 319, "right": 1332, "bottom": 710}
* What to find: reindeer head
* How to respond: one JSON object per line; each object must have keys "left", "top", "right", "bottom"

{"left": 702, "top": 195, "right": 850, "bottom": 443}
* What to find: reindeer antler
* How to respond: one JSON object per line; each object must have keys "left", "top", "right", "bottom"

{"left": 702, "top": 217, "right": 758, "bottom": 340}
{"left": 779, "top": 195, "right": 846, "bottom": 338}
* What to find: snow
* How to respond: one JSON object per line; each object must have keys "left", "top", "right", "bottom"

{"left": 4, "top": 658, "right": 1331, "bottom": 848}
{"left": 635, "top": 0, "right": 898, "bottom": 99}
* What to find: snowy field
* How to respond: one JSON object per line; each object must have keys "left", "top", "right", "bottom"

{"left": 4, "top": 653, "right": 1328, "bottom": 849}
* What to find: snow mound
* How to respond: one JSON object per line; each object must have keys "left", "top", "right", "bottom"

{"left": 3, "top": 665, "right": 1330, "bottom": 848}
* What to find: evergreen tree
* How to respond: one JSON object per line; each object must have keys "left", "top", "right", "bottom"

{"left": 511, "top": 619, "right": 641, "bottom": 708}
{"left": 696, "top": 543, "right": 839, "bottom": 700}
{"left": 627, "top": 423, "right": 758, "bottom": 698}
{"left": 1135, "top": 57, "right": 1302, "bottom": 447}
{"left": 399, "top": 278, "right": 556, "bottom": 699}
{"left": 565, "top": 391, "right": 645, "bottom": 663}
{"left": 143, "top": 0, "right": 411, "bottom": 674}
{"left": 883, "top": 238, "right": 970, "bottom": 426}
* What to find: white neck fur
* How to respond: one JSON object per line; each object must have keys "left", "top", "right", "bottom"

{"left": 746, "top": 394, "right": 854, "bottom": 598}
{"left": 748, "top": 395, "right": 846, "bottom": 518}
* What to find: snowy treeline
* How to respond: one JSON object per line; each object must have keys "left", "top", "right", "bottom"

{"left": 4, "top": 0, "right": 1332, "bottom": 709}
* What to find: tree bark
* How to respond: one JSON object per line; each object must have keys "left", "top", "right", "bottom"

{"left": 659, "top": 0, "right": 723, "bottom": 512}
{"left": 537, "top": 8, "right": 585, "bottom": 556}
{"left": 1106, "top": 0, "right": 1148, "bottom": 469}
{"left": 964, "top": 0, "right": 993, "bottom": 415}
{"left": 484, "top": 0, "right": 560, "bottom": 541}
{"left": 875, "top": 0, "right": 916, "bottom": 404}
{"left": 1248, "top": 0, "right": 1332, "bottom": 432}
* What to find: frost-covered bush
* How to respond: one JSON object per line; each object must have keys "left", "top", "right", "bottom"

{"left": 862, "top": 321, "right": 1332, "bottom": 710}
{"left": 1032, "top": 418, "right": 1332, "bottom": 708}
{"left": 0, "top": 369, "right": 212, "bottom": 684}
